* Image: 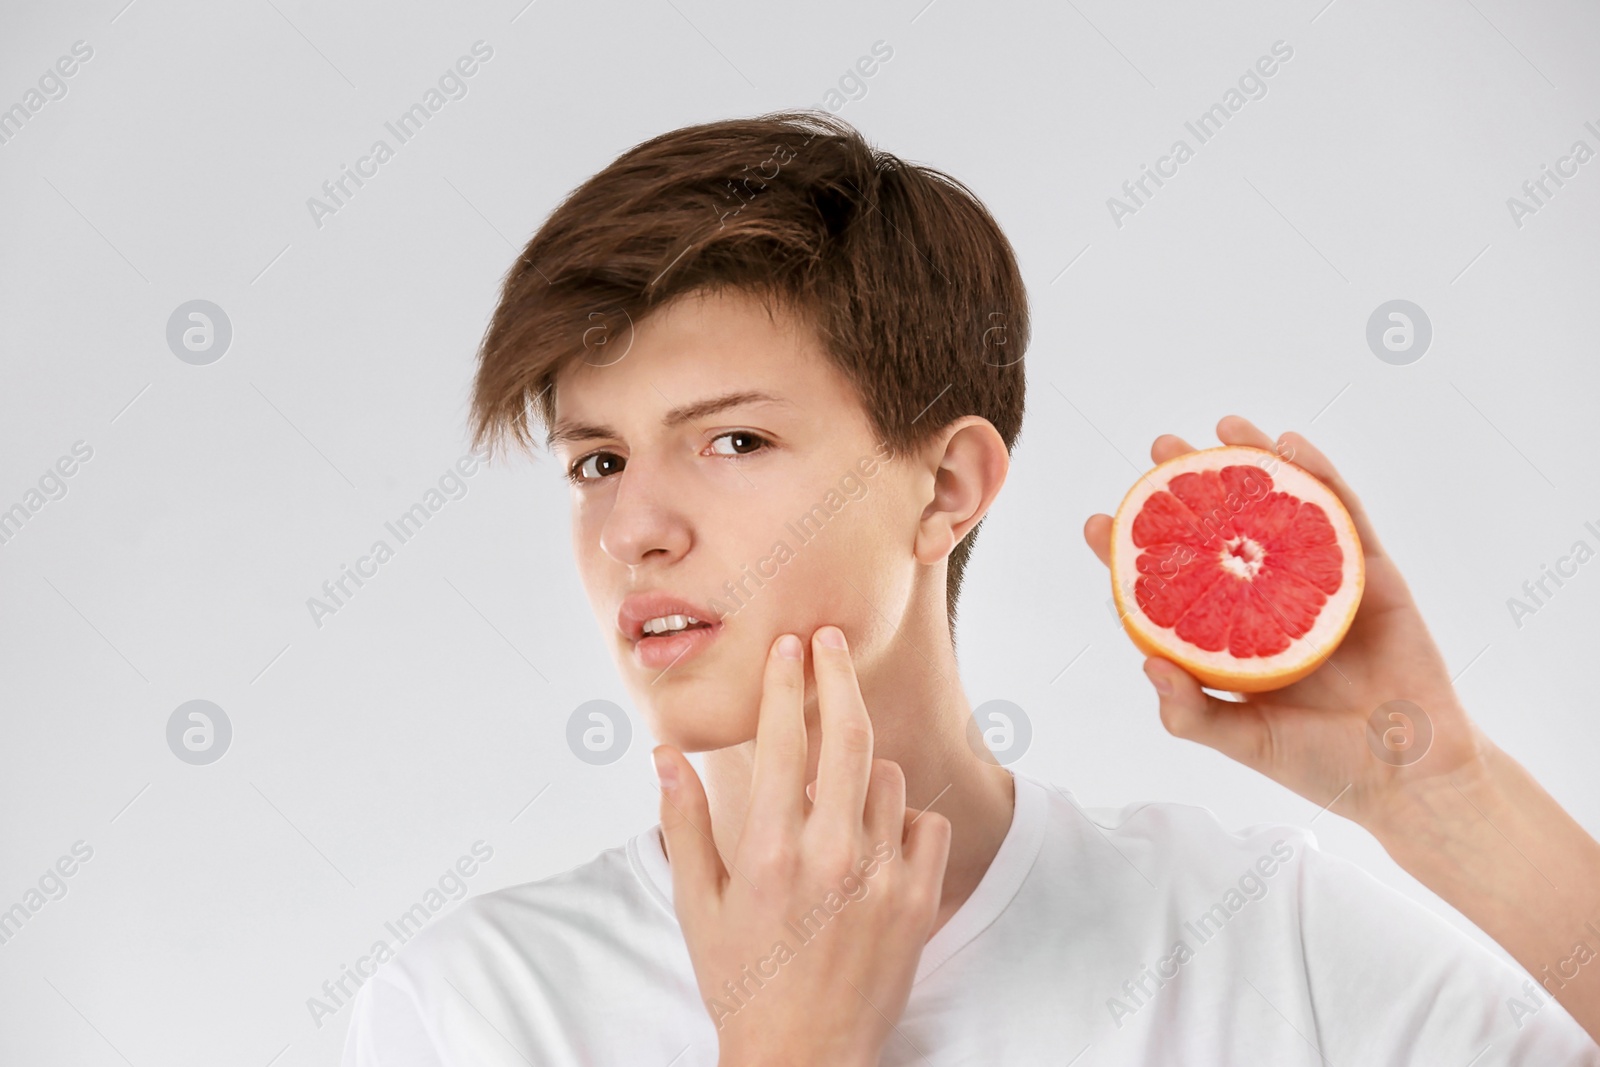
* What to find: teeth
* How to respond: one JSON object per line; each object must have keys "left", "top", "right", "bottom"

{"left": 642, "top": 614, "right": 703, "bottom": 636}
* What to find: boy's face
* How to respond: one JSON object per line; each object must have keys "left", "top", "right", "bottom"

{"left": 551, "top": 287, "right": 924, "bottom": 753}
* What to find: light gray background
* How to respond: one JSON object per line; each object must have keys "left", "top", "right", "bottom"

{"left": 3, "top": 0, "right": 1597, "bottom": 1063}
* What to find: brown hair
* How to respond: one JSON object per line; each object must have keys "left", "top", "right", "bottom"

{"left": 470, "top": 108, "right": 1028, "bottom": 633}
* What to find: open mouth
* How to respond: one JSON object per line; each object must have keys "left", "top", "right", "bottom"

{"left": 640, "top": 614, "right": 713, "bottom": 639}
{"left": 618, "top": 593, "right": 727, "bottom": 672}
{"left": 632, "top": 618, "right": 723, "bottom": 670}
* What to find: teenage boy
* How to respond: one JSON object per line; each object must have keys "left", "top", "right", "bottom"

{"left": 342, "top": 111, "right": 1600, "bottom": 1065}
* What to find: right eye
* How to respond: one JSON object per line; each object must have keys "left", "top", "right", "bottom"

{"left": 567, "top": 451, "right": 625, "bottom": 485}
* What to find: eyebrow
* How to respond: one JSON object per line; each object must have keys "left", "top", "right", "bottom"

{"left": 546, "top": 390, "right": 791, "bottom": 450}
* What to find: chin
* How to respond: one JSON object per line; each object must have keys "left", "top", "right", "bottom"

{"left": 628, "top": 678, "right": 760, "bottom": 755}
{"left": 644, "top": 713, "right": 756, "bottom": 756}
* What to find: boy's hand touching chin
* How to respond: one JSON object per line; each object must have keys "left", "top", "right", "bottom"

{"left": 1082, "top": 415, "right": 1492, "bottom": 841}
{"left": 651, "top": 626, "right": 952, "bottom": 1067}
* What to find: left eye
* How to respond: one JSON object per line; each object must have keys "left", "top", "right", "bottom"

{"left": 706, "top": 430, "right": 768, "bottom": 457}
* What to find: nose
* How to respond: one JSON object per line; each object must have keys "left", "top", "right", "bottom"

{"left": 597, "top": 454, "right": 692, "bottom": 567}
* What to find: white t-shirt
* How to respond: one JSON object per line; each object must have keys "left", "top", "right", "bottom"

{"left": 341, "top": 770, "right": 1598, "bottom": 1065}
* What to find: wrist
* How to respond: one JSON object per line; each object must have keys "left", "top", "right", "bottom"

{"left": 1366, "top": 735, "right": 1600, "bottom": 923}
{"left": 717, "top": 1036, "right": 881, "bottom": 1067}
{"left": 1359, "top": 732, "right": 1600, "bottom": 1042}
{"left": 1365, "top": 734, "right": 1503, "bottom": 864}
{"left": 1361, "top": 717, "right": 1500, "bottom": 852}
{"left": 718, "top": 1054, "right": 878, "bottom": 1067}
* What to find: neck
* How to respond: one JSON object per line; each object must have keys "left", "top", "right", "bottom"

{"left": 695, "top": 609, "right": 1017, "bottom": 934}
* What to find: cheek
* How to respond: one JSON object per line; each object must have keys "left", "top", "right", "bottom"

{"left": 761, "top": 498, "right": 910, "bottom": 649}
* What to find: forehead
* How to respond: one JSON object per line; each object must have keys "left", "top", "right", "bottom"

{"left": 551, "top": 287, "right": 862, "bottom": 431}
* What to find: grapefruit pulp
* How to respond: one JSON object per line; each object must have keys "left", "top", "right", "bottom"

{"left": 1109, "top": 445, "right": 1364, "bottom": 693}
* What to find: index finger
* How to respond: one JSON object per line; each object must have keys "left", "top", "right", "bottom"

{"left": 809, "top": 625, "right": 875, "bottom": 832}
{"left": 1270, "top": 428, "right": 1387, "bottom": 559}
{"left": 744, "top": 632, "right": 809, "bottom": 834}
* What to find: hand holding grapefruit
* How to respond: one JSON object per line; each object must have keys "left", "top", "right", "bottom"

{"left": 1108, "top": 444, "right": 1365, "bottom": 693}
{"left": 1085, "top": 422, "right": 1600, "bottom": 1048}
{"left": 1084, "top": 417, "right": 1492, "bottom": 841}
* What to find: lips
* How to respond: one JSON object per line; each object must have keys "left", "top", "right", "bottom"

{"left": 616, "top": 591, "right": 725, "bottom": 672}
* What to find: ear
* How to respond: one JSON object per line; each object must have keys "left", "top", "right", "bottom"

{"left": 913, "top": 416, "right": 1010, "bottom": 566}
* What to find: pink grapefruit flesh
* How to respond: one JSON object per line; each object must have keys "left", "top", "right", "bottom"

{"left": 1109, "top": 445, "right": 1364, "bottom": 693}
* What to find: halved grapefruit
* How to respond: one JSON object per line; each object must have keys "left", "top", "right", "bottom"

{"left": 1109, "top": 445, "right": 1364, "bottom": 693}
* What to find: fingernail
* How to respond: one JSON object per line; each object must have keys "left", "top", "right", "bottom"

{"left": 1144, "top": 662, "right": 1173, "bottom": 696}
{"left": 777, "top": 633, "right": 803, "bottom": 660}
{"left": 816, "top": 626, "right": 846, "bottom": 650}
{"left": 805, "top": 780, "right": 817, "bottom": 802}
{"left": 653, "top": 748, "right": 677, "bottom": 791}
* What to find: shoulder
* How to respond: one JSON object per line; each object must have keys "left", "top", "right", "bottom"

{"left": 386, "top": 833, "right": 664, "bottom": 982}
{"left": 342, "top": 831, "right": 683, "bottom": 1063}
{"left": 1025, "top": 773, "right": 1320, "bottom": 881}
{"left": 1020, "top": 778, "right": 1599, "bottom": 1062}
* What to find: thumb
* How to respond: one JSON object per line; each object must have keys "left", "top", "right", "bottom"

{"left": 901, "top": 807, "right": 952, "bottom": 921}
{"left": 653, "top": 745, "right": 724, "bottom": 927}
{"left": 1142, "top": 658, "right": 1268, "bottom": 770}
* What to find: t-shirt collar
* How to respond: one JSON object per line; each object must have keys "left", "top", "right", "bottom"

{"left": 628, "top": 767, "right": 1048, "bottom": 984}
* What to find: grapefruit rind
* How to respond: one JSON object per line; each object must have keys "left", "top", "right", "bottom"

{"left": 1108, "top": 445, "right": 1364, "bottom": 694}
